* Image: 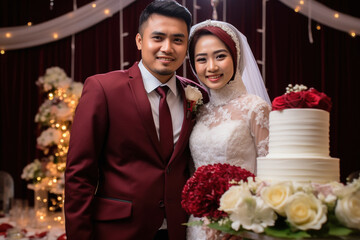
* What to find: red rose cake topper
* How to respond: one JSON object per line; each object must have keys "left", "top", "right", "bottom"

{"left": 272, "top": 84, "right": 332, "bottom": 112}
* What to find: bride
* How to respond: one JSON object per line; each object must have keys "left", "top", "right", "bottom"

{"left": 186, "top": 20, "right": 271, "bottom": 239}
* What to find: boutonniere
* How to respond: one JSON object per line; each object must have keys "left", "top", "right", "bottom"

{"left": 184, "top": 85, "right": 203, "bottom": 118}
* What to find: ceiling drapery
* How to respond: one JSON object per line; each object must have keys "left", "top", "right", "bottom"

{"left": 0, "top": 0, "right": 359, "bottom": 51}
{"left": 279, "top": 0, "right": 360, "bottom": 36}
{"left": 0, "top": 0, "right": 136, "bottom": 51}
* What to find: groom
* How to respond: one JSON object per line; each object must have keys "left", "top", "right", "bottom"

{"left": 64, "top": 0, "right": 208, "bottom": 240}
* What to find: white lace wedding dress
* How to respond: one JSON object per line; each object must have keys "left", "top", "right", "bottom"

{"left": 186, "top": 78, "right": 270, "bottom": 240}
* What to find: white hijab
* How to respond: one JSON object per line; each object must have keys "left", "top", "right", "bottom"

{"left": 188, "top": 20, "right": 271, "bottom": 105}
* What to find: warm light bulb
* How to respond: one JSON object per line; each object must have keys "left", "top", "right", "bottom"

{"left": 5, "top": 33, "right": 11, "bottom": 38}
{"left": 350, "top": 32, "right": 356, "bottom": 37}
{"left": 53, "top": 33, "right": 59, "bottom": 39}
{"left": 316, "top": 25, "right": 321, "bottom": 30}
{"left": 1, "top": 50, "right": 5, "bottom": 55}
{"left": 299, "top": 0, "right": 304, "bottom": 5}
{"left": 55, "top": 123, "right": 60, "bottom": 128}
{"left": 92, "top": 3, "right": 96, "bottom": 8}
{"left": 27, "top": 22, "right": 32, "bottom": 26}
{"left": 334, "top": 13, "right": 339, "bottom": 19}
{"left": 61, "top": 125, "right": 67, "bottom": 130}
{"left": 104, "top": 9, "right": 110, "bottom": 15}
{"left": 62, "top": 133, "right": 67, "bottom": 137}
{"left": 294, "top": 6, "right": 301, "bottom": 12}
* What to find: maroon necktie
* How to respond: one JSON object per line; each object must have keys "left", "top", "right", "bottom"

{"left": 156, "top": 86, "right": 174, "bottom": 162}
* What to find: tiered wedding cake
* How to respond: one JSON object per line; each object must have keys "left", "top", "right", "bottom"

{"left": 257, "top": 84, "right": 340, "bottom": 183}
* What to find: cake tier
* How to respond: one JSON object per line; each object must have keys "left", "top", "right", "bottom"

{"left": 267, "top": 109, "right": 330, "bottom": 157}
{"left": 257, "top": 157, "right": 340, "bottom": 183}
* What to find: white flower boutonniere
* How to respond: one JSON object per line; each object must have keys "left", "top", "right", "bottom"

{"left": 184, "top": 85, "right": 203, "bottom": 118}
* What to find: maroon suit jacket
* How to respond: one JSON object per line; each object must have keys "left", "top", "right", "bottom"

{"left": 64, "top": 62, "right": 208, "bottom": 240}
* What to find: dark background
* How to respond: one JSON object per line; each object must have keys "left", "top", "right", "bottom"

{"left": 1, "top": 0, "right": 360, "bottom": 199}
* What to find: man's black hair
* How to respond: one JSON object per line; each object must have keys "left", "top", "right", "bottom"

{"left": 138, "top": 0, "right": 192, "bottom": 35}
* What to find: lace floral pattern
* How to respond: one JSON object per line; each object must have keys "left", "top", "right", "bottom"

{"left": 190, "top": 94, "right": 270, "bottom": 173}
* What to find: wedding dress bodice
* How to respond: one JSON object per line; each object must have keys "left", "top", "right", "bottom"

{"left": 190, "top": 94, "right": 269, "bottom": 174}
{"left": 187, "top": 81, "right": 270, "bottom": 240}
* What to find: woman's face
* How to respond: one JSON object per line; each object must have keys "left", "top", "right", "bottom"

{"left": 194, "top": 34, "right": 234, "bottom": 90}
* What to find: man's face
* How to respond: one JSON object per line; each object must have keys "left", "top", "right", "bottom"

{"left": 136, "top": 14, "right": 188, "bottom": 83}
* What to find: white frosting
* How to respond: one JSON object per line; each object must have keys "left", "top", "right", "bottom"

{"left": 257, "top": 108, "right": 340, "bottom": 183}
{"left": 268, "top": 109, "right": 329, "bottom": 157}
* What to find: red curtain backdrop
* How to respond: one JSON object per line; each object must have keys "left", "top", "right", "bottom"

{"left": 1, "top": 0, "right": 359, "bottom": 198}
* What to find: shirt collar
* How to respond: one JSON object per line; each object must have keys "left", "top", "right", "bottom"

{"left": 138, "top": 60, "right": 178, "bottom": 96}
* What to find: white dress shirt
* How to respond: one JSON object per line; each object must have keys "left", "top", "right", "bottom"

{"left": 138, "top": 61, "right": 184, "bottom": 146}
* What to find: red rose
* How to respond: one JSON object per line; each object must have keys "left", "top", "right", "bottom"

{"left": 181, "top": 163, "right": 255, "bottom": 219}
{"left": 271, "top": 88, "right": 332, "bottom": 112}
{"left": 0, "top": 223, "right": 13, "bottom": 233}
{"left": 271, "top": 96, "right": 287, "bottom": 110}
{"left": 307, "top": 88, "right": 332, "bottom": 112}
{"left": 284, "top": 91, "right": 308, "bottom": 108}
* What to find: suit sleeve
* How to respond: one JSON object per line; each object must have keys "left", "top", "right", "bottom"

{"left": 64, "top": 76, "right": 108, "bottom": 240}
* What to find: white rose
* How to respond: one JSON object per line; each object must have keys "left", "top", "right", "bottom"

{"left": 68, "top": 81, "right": 84, "bottom": 98}
{"left": 56, "top": 76, "right": 72, "bottom": 90}
{"left": 261, "top": 181, "right": 294, "bottom": 216}
{"left": 335, "top": 190, "right": 360, "bottom": 230}
{"left": 21, "top": 159, "right": 42, "bottom": 180}
{"left": 37, "top": 128, "right": 62, "bottom": 147}
{"left": 184, "top": 85, "right": 202, "bottom": 103}
{"left": 220, "top": 185, "right": 276, "bottom": 233}
{"left": 55, "top": 102, "right": 73, "bottom": 121}
{"left": 219, "top": 185, "right": 244, "bottom": 212}
{"left": 285, "top": 192, "right": 327, "bottom": 230}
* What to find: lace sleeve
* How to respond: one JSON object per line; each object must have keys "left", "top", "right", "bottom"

{"left": 250, "top": 100, "right": 271, "bottom": 157}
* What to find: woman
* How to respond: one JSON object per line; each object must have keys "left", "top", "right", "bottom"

{"left": 187, "top": 20, "right": 271, "bottom": 239}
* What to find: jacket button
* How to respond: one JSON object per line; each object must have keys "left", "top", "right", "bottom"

{"left": 159, "top": 201, "right": 165, "bottom": 208}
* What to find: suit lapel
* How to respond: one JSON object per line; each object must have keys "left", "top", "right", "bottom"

{"left": 168, "top": 79, "right": 194, "bottom": 165}
{"left": 128, "top": 63, "right": 162, "bottom": 159}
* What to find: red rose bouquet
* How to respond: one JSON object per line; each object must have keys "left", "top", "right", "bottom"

{"left": 272, "top": 84, "right": 332, "bottom": 112}
{"left": 181, "top": 163, "right": 255, "bottom": 219}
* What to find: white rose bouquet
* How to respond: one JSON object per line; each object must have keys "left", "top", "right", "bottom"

{"left": 194, "top": 177, "right": 360, "bottom": 239}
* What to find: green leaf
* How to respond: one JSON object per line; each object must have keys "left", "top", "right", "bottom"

{"left": 208, "top": 222, "right": 242, "bottom": 236}
{"left": 264, "top": 226, "right": 311, "bottom": 239}
{"left": 182, "top": 220, "right": 203, "bottom": 227}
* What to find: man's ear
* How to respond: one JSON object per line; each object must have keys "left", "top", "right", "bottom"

{"left": 135, "top": 33, "right": 142, "bottom": 50}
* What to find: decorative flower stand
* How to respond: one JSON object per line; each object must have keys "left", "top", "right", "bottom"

{"left": 28, "top": 184, "right": 65, "bottom": 229}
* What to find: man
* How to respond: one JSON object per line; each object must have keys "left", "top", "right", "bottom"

{"left": 64, "top": 1, "right": 208, "bottom": 239}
